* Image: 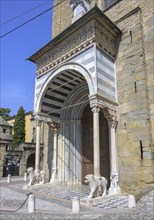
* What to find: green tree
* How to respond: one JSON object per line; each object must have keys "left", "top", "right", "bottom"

{"left": 13, "top": 107, "right": 25, "bottom": 148}
{"left": 0, "top": 108, "right": 11, "bottom": 119}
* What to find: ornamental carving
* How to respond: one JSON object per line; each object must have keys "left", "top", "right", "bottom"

{"left": 89, "top": 94, "right": 117, "bottom": 110}
{"left": 37, "top": 22, "right": 94, "bottom": 74}
{"left": 92, "top": 106, "right": 100, "bottom": 113}
{"left": 34, "top": 113, "right": 53, "bottom": 124}
{"left": 36, "top": 19, "right": 118, "bottom": 76}
{"left": 102, "top": 107, "right": 117, "bottom": 123}
{"left": 94, "top": 24, "right": 115, "bottom": 57}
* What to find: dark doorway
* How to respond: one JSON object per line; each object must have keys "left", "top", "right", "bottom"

{"left": 81, "top": 105, "right": 110, "bottom": 183}
{"left": 26, "top": 153, "right": 35, "bottom": 169}
{"left": 3, "top": 156, "right": 20, "bottom": 177}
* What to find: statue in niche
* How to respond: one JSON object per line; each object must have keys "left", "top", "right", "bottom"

{"left": 84, "top": 174, "right": 108, "bottom": 199}
{"left": 70, "top": 0, "right": 90, "bottom": 18}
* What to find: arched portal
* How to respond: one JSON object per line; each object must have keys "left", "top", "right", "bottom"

{"left": 35, "top": 63, "right": 95, "bottom": 116}
{"left": 81, "top": 105, "right": 110, "bottom": 183}
{"left": 35, "top": 66, "right": 93, "bottom": 184}
{"left": 34, "top": 65, "right": 111, "bottom": 185}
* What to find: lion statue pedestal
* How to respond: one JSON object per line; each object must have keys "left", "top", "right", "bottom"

{"left": 23, "top": 167, "right": 46, "bottom": 190}
{"left": 84, "top": 174, "right": 108, "bottom": 199}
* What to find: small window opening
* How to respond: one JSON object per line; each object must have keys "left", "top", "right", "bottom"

{"left": 124, "top": 123, "right": 127, "bottom": 130}
{"left": 140, "top": 140, "right": 143, "bottom": 160}
{"left": 130, "top": 31, "right": 132, "bottom": 43}
{"left": 134, "top": 82, "right": 137, "bottom": 93}
{"left": 3, "top": 128, "right": 6, "bottom": 133}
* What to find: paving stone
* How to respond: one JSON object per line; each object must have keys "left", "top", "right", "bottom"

{"left": 0, "top": 178, "right": 153, "bottom": 219}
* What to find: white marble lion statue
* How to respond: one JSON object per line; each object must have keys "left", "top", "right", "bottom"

{"left": 84, "top": 174, "right": 108, "bottom": 199}
{"left": 27, "top": 167, "right": 46, "bottom": 186}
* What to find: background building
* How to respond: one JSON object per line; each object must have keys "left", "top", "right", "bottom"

{"left": 6, "top": 112, "right": 44, "bottom": 176}
{"left": 7, "top": 111, "right": 33, "bottom": 143}
{"left": 0, "top": 117, "right": 13, "bottom": 177}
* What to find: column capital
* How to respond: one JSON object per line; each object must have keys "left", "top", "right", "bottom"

{"left": 33, "top": 112, "right": 53, "bottom": 124}
{"left": 108, "top": 120, "right": 118, "bottom": 129}
{"left": 91, "top": 106, "right": 100, "bottom": 113}
{"left": 48, "top": 122, "right": 60, "bottom": 133}
{"left": 35, "top": 117, "right": 42, "bottom": 127}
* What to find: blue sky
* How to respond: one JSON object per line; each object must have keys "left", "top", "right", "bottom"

{"left": 0, "top": 0, "right": 53, "bottom": 115}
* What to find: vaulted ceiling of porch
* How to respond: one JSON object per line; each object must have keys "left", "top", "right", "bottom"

{"left": 40, "top": 69, "right": 89, "bottom": 121}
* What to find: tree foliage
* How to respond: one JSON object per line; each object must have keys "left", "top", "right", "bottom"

{"left": 13, "top": 107, "right": 25, "bottom": 148}
{"left": 0, "top": 108, "right": 11, "bottom": 119}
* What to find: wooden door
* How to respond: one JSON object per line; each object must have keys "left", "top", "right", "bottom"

{"left": 82, "top": 105, "right": 110, "bottom": 183}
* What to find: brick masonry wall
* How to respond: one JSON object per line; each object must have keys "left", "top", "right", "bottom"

{"left": 51, "top": 0, "right": 154, "bottom": 192}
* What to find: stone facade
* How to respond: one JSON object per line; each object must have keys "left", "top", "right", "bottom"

{"left": 29, "top": 0, "right": 153, "bottom": 193}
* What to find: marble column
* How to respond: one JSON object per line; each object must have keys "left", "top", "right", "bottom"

{"left": 35, "top": 119, "right": 42, "bottom": 173}
{"left": 50, "top": 126, "right": 58, "bottom": 183}
{"left": 108, "top": 120, "right": 121, "bottom": 194}
{"left": 92, "top": 106, "right": 100, "bottom": 178}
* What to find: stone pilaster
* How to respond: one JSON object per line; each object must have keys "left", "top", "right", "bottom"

{"left": 50, "top": 123, "right": 59, "bottom": 183}
{"left": 103, "top": 107, "right": 121, "bottom": 194}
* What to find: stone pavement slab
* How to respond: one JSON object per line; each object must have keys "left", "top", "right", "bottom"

{"left": 0, "top": 177, "right": 153, "bottom": 219}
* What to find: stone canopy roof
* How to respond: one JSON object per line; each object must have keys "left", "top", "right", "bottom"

{"left": 28, "top": 5, "right": 122, "bottom": 76}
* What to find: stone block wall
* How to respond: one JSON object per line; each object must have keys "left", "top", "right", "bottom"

{"left": 52, "top": 0, "right": 97, "bottom": 38}
{"left": 104, "top": 0, "right": 154, "bottom": 192}
{"left": 0, "top": 144, "right": 5, "bottom": 177}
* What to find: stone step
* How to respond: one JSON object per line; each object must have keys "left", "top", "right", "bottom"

{"left": 81, "top": 194, "right": 129, "bottom": 210}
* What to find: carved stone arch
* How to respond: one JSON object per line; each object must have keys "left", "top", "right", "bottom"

{"left": 61, "top": 83, "right": 89, "bottom": 120}
{"left": 34, "top": 62, "right": 95, "bottom": 114}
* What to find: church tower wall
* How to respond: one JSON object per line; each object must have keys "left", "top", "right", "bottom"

{"left": 51, "top": 0, "right": 154, "bottom": 192}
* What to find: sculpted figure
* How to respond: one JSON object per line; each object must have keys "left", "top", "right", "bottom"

{"left": 84, "top": 174, "right": 108, "bottom": 199}
{"left": 39, "top": 170, "right": 46, "bottom": 185}
{"left": 27, "top": 167, "right": 46, "bottom": 186}
{"left": 50, "top": 167, "right": 57, "bottom": 183}
{"left": 108, "top": 171, "right": 121, "bottom": 194}
{"left": 110, "top": 172, "right": 118, "bottom": 189}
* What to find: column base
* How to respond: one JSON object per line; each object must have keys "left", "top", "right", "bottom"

{"left": 108, "top": 186, "right": 121, "bottom": 195}
{"left": 50, "top": 179, "right": 59, "bottom": 185}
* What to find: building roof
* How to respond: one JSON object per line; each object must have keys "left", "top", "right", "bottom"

{"left": 6, "top": 111, "right": 33, "bottom": 121}
{"left": 0, "top": 116, "right": 12, "bottom": 127}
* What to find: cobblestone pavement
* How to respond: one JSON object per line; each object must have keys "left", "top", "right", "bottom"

{"left": 0, "top": 177, "right": 153, "bottom": 220}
